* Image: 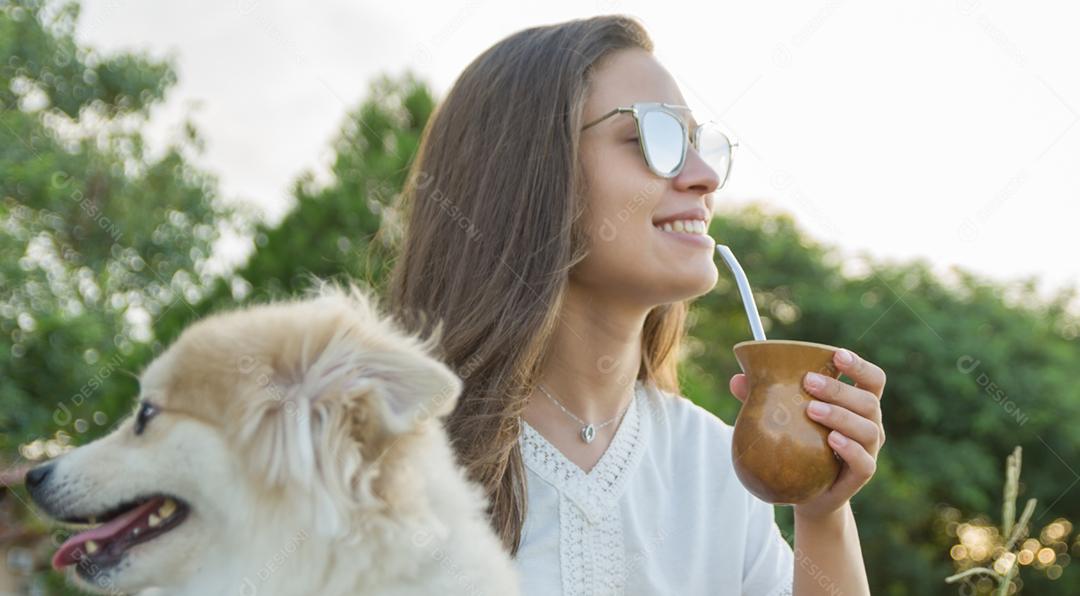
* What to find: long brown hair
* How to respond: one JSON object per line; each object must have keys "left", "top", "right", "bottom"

{"left": 387, "top": 14, "right": 689, "bottom": 556}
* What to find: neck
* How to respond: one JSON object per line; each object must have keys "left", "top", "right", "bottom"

{"left": 528, "top": 281, "right": 649, "bottom": 424}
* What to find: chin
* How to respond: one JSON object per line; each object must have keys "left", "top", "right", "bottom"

{"left": 666, "top": 262, "right": 720, "bottom": 301}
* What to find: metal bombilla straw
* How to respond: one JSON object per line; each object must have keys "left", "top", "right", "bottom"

{"left": 715, "top": 244, "right": 767, "bottom": 341}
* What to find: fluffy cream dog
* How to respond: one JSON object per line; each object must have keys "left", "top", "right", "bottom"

{"left": 25, "top": 281, "right": 520, "bottom": 596}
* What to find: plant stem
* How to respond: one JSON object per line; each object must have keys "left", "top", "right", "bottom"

{"left": 1004, "top": 498, "right": 1037, "bottom": 552}
{"left": 944, "top": 566, "right": 996, "bottom": 583}
{"left": 1002, "top": 446, "right": 1021, "bottom": 539}
{"left": 944, "top": 446, "right": 1039, "bottom": 595}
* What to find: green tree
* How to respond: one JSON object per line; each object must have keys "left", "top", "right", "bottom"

{"left": 1, "top": 0, "right": 247, "bottom": 458}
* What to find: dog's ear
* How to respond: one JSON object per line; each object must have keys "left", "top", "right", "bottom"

{"left": 340, "top": 348, "right": 463, "bottom": 434}
{"left": 236, "top": 328, "right": 464, "bottom": 534}
{"left": 295, "top": 279, "right": 463, "bottom": 433}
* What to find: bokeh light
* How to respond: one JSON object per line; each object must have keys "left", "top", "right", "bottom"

{"left": 941, "top": 507, "right": 1076, "bottom": 591}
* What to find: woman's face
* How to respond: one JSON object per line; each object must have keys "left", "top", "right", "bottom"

{"left": 575, "top": 47, "right": 721, "bottom": 309}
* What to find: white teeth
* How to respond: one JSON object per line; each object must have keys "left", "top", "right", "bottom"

{"left": 655, "top": 219, "right": 707, "bottom": 235}
{"left": 86, "top": 540, "right": 99, "bottom": 554}
{"left": 88, "top": 516, "right": 97, "bottom": 525}
{"left": 148, "top": 513, "right": 161, "bottom": 527}
{"left": 158, "top": 499, "right": 176, "bottom": 519}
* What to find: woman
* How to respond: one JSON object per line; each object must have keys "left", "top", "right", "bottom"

{"left": 389, "top": 14, "right": 886, "bottom": 596}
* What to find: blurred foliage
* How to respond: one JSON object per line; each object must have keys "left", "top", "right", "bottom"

{"left": 2, "top": 0, "right": 1079, "bottom": 594}
{"left": 0, "top": 0, "right": 249, "bottom": 454}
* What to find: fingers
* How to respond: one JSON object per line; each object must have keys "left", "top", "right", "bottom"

{"left": 803, "top": 372, "right": 881, "bottom": 424}
{"left": 825, "top": 430, "right": 877, "bottom": 493}
{"left": 806, "top": 400, "right": 880, "bottom": 451}
{"left": 729, "top": 373, "right": 748, "bottom": 403}
{"left": 791, "top": 350, "right": 887, "bottom": 518}
{"left": 833, "top": 349, "right": 887, "bottom": 398}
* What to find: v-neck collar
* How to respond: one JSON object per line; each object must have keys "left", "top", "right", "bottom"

{"left": 519, "top": 380, "right": 649, "bottom": 524}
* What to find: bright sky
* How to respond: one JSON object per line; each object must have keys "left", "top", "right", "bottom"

{"left": 76, "top": 0, "right": 1079, "bottom": 308}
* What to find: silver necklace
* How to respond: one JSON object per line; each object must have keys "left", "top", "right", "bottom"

{"left": 536, "top": 383, "right": 631, "bottom": 444}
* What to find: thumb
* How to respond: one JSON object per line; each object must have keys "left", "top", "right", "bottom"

{"left": 729, "top": 373, "right": 748, "bottom": 403}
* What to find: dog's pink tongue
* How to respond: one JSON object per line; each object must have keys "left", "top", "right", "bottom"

{"left": 52, "top": 497, "right": 165, "bottom": 570}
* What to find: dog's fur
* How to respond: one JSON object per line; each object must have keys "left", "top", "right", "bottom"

{"left": 26, "top": 282, "right": 519, "bottom": 596}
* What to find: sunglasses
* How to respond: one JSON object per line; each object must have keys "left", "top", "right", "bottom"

{"left": 581, "top": 102, "right": 738, "bottom": 186}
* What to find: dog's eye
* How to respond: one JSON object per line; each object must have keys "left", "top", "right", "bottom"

{"left": 134, "top": 401, "right": 159, "bottom": 435}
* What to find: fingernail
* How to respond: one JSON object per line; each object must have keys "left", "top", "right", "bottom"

{"left": 836, "top": 349, "right": 853, "bottom": 365}
{"left": 807, "top": 400, "right": 830, "bottom": 416}
{"left": 829, "top": 431, "right": 848, "bottom": 447}
{"left": 805, "top": 372, "right": 825, "bottom": 390}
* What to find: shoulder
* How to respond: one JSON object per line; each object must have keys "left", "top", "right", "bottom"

{"left": 635, "top": 379, "right": 742, "bottom": 486}
{"left": 638, "top": 380, "right": 735, "bottom": 450}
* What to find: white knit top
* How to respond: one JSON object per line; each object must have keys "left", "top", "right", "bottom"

{"left": 513, "top": 379, "right": 795, "bottom": 596}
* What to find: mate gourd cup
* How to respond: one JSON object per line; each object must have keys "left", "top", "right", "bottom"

{"left": 732, "top": 339, "right": 843, "bottom": 504}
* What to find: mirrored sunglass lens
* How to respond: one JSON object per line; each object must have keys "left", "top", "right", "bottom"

{"left": 641, "top": 111, "right": 684, "bottom": 175}
{"left": 697, "top": 124, "right": 733, "bottom": 184}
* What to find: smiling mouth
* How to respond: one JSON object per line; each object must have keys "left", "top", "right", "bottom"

{"left": 51, "top": 494, "right": 190, "bottom": 573}
{"left": 652, "top": 219, "right": 709, "bottom": 235}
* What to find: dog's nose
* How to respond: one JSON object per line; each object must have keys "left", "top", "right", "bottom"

{"left": 25, "top": 462, "right": 54, "bottom": 489}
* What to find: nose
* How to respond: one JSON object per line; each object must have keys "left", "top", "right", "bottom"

{"left": 674, "top": 146, "right": 721, "bottom": 195}
{"left": 25, "top": 462, "right": 54, "bottom": 490}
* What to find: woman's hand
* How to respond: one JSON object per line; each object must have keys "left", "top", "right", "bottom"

{"left": 728, "top": 348, "right": 886, "bottom": 520}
